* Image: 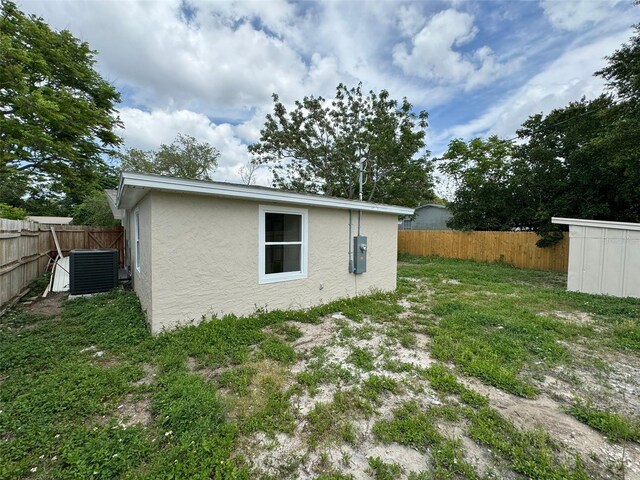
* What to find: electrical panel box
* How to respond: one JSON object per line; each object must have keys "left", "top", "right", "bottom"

{"left": 353, "top": 236, "right": 367, "bottom": 274}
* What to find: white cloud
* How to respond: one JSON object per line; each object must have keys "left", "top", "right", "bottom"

{"left": 117, "top": 108, "right": 266, "bottom": 184}
{"left": 16, "top": 0, "right": 639, "bottom": 193}
{"left": 541, "top": 0, "right": 625, "bottom": 31}
{"left": 396, "top": 4, "right": 426, "bottom": 37}
{"left": 392, "top": 9, "right": 515, "bottom": 90}
{"left": 20, "top": 0, "right": 334, "bottom": 117}
{"left": 431, "top": 28, "right": 632, "bottom": 151}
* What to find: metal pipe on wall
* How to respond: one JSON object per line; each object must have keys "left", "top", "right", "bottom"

{"left": 348, "top": 209, "right": 353, "bottom": 273}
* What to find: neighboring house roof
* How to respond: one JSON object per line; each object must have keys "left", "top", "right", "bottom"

{"left": 27, "top": 216, "right": 73, "bottom": 224}
{"left": 414, "top": 203, "right": 448, "bottom": 210}
{"left": 116, "top": 172, "right": 414, "bottom": 216}
{"left": 104, "top": 189, "right": 125, "bottom": 220}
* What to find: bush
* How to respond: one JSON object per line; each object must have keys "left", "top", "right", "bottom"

{"left": 0, "top": 202, "right": 27, "bottom": 220}
{"left": 72, "top": 191, "right": 120, "bottom": 226}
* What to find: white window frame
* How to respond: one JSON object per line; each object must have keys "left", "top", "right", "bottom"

{"left": 134, "top": 208, "right": 141, "bottom": 272}
{"left": 259, "top": 205, "right": 308, "bottom": 284}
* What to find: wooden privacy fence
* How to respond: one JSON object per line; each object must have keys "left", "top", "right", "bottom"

{"left": 398, "top": 230, "right": 569, "bottom": 272}
{"left": 0, "top": 220, "right": 124, "bottom": 310}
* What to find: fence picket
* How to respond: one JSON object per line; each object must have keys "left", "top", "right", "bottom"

{"left": 398, "top": 230, "right": 568, "bottom": 272}
{"left": 0, "top": 222, "right": 124, "bottom": 309}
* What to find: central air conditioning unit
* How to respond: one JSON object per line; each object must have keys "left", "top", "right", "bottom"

{"left": 69, "top": 249, "right": 118, "bottom": 295}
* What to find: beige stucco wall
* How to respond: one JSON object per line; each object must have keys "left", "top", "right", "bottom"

{"left": 145, "top": 191, "right": 399, "bottom": 333}
{"left": 129, "top": 193, "right": 153, "bottom": 322}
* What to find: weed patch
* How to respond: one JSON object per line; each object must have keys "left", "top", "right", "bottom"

{"left": 347, "top": 346, "right": 375, "bottom": 371}
{"left": 373, "top": 402, "right": 477, "bottom": 478}
{"left": 367, "top": 456, "right": 402, "bottom": 479}
{"left": 468, "top": 406, "right": 589, "bottom": 479}
{"left": 567, "top": 400, "right": 640, "bottom": 442}
{"left": 259, "top": 336, "right": 297, "bottom": 364}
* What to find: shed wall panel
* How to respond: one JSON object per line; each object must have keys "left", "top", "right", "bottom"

{"left": 623, "top": 231, "right": 640, "bottom": 297}
{"left": 566, "top": 223, "right": 640, "bottom": 298}
{"left": 567, "top": 226, "right": 585, "bottom": 292}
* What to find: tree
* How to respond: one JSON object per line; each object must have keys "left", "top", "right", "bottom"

{"left": 0, "top": 1, "right": 122, "bottom": 211}
{"left": 119, "top": 134, "right": 219, "bottom": 181}
{"left": 439, "top": 97, "right": 631, "bottom": 245}
{"left": 438, "top": 136, "right": 520, "bottom": 231}
{"left": 439, "top": 26, "right": 640, "bottom": 246}
{"left": 0, "top": 202, "right": 26, "bottom": 219}
{"left": 593, "top": 24, "right": 640, "bottom": 222}
{"left": 72, "top": 191, "right": 120, "bottom": 226}
{"left": 596, "top": 24, "right": 640, "bottom": 102}
{"left": 249, "top": 83, "right": 434, "bottom": 207}
{"left": 236, "top": 161, "right": 260, "bottom": 185}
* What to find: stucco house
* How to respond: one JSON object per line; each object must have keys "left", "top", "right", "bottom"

{"left": 400, "top": 203, "right": 452, "bottom": 230}
{"left": 113, "top": 172, "right": 413, "bottom": 333}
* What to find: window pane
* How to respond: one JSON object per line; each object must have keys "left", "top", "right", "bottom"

{"left": 265, "top": 244, "right": 301, "bottom": 274}
{"left": 265, "top": 213, "right": 301, "bottom": 242}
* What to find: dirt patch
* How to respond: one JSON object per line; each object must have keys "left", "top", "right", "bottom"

{"left": 242, "top": 312, "right": 453, "bottom": 478}
{"left": 542, "top": 310, "right": 594, "bottom": 325}
{"left": 23, "top": 292, "right": 66, "bottom": 317}
{"left": 133, "top": 363, "right": 158, "bottom": 386}
{"left": 115, "top": 395, "right": 153, "bottom": 427}
{"left": 538, "top": 342, "right": 640, "bottom": 422}
{"left": 89, "top": 394, "right": 153, "bottom": 428}
{"left": 397, "top": 299, "right": 414, "bottom": 319}
{"left": 236, "top": 298, "right": 640, "bottom": 479}
{"left": 341, "top": 443, "right": 429, "bottom": 479}
{"left": 288, "top": 316, "right": 339, "bottom": 353}
{"left": 461, "top": 377, "right": 640, "bottom": 477}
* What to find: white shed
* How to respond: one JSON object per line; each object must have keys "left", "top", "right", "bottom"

{"left": 552, "top": 217, "right": 640, "bottom": 298}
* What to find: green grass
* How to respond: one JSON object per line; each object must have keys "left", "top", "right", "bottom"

{"left": 217, "top": 365, "right": 256, "bottom": 395}
{"left": 567, "top": 400, "right": 640, "bottom": 442}
{"left": 306, "top": 389, "right": 374, "bottom": 448}
{"left": 2, "top": 258, "right": 639, "bottom": 479}
{"left": 398, "top": 255, "right": 640, "bottom": 397}
{"left": 372, "top": 401, "right": 478, "bottom": 479}
{"left": 258, "top": 336, "right": 297, "bottom": 364}
{"left": 296, "top": 347, "right": 354, "bottom": 395}
{"left": 367, "top": 456, "right": 403, "bottom": 479}
{"left": 468, "top": 406, "right": 589, "bottom": 479}
{"left": 270, "top": 322, "right": 303, "bottom": 342}
{"left": 420, "top": 364, "right": 488, "bottom": 408}
{"left": 347, "top": 346, "right": 375, "bottom": 371}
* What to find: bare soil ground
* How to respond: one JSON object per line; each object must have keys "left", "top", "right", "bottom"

{"left": 228, "top": 272, "right": 640, "bottom": 479}
{"left": 23, "top": 292, "right": 66, "bottom": 317}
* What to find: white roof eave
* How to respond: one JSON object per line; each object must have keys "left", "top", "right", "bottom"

{"left": 116, "top": 172, "right": 414, "bottom": 216}
{"left": 552, "top": 217, "right": 640, "bottom": 232}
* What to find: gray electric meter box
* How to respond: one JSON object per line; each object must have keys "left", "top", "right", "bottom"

{"left": 353, "top": 236, "right": 367, "bottom": 274}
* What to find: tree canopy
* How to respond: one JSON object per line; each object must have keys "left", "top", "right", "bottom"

{"left": 249, "top": 83, "right": 434, "bottom": 207}
{"left": 119, "top": 134, "right": 219, "bottom": 181}
{"left": 0, "top": 1, "right": 122, "bottom": 214}
{"left": 71, "top": 191, "right": 120, "bottom": 227}
{"left": 439, "top": 26, "right": 640, "bottom": 246}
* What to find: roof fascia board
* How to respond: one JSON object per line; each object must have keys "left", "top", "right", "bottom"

{"left": 118, "top": 173, "right": 414, "bottom": 215}
{"left": 552, "top": 217, "right": 640, "bottom": 232}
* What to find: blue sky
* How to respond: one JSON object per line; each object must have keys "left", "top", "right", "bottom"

{"left": 21, "top": 0, "right": 640, "bottom": 192}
